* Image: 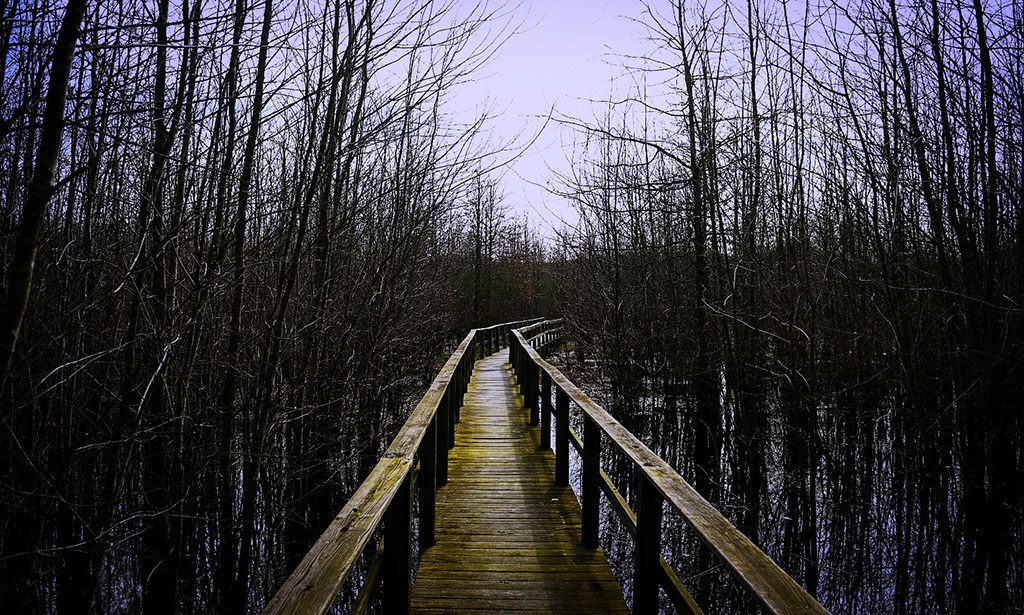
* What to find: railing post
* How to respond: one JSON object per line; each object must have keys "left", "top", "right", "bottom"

{"left": 511, "top": 335, "right": 517, "bottom": 371}
{"left": 528, "top": 362, "right": 539, "bottom": 426}
{"left": 582, "top": 415, "right": 600, "bottom": 548}
{"left": 383, "top": 472, "right": 413, "bottom": 615}
{"left": 454, "top": 360, "right": 463, "bottom": 425}
{"left": 555, "top": 386, "right": 569, "bottom": 486}
{"left": 446, "top": 385, "right": 456, "bottom": 450}
{"left": 437, "top": 390, "right": 450, "bottom": 484}
{"left": 419, "top": 417, "right": 436, "bottom": 549}
{"left": 634, "top": 473, "right": 663, "bottom": 615}
{"left": 541, "top": 370, "right": 552, "bottom": 450}
{"left": 518, "top": 337, "right": 522, "bottom": 372}
{"left": 458, "top": 356, "right": 467, "bottom": 423}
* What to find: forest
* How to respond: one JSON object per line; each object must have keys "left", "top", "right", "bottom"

{"left": 0, "top": 0, "right": 1021, "bottom": 613}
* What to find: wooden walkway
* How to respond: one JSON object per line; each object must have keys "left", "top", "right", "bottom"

{"left": 410, "top": 349, "right": 630, "bottom": 615}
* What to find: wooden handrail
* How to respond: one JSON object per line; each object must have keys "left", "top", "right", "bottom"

{"left": 517, "top": 318, "right": 562, "bottom": 337}
{"left": 261, "top": 317, "right": 543, "bottom": 615}
{"left": 510, "top": 326, "right": 830, "bottom": 615}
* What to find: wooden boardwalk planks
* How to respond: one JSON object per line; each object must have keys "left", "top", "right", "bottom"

{"left": 411, "top": 350, "right": 630, "bottom": 615}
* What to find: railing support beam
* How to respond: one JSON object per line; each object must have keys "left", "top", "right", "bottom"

{"left": 460, "top": 357, "right": 467, "bottom": 417}
{"left": 555, "top": 387, "right": 569, "bottom": 486}
{"left": 383, "top": 472, "right": 413, "bottom": 615}
{"left": 541, "top": 371, "right": 552, "bottom": 450}
{"left": 634, "top": 474, "right": 663, "bottom": 615}
{"left": 419, "top": 417, "right": 437, "bottom": 549}
{"left": 528, "top": 363, "right": 539, "bottom": 426}
{"left": 437, "top": 389, "right": 450, "bottom": 487}
{"left": 582, "top": 415, "right": 600, "bottom": 548}
{"left": 445, "top": 386, "right": 456, "bottom": 450}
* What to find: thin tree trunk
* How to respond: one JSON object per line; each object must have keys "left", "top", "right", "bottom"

{"left": 0, "top": 0, "right": 86, "bottom": 393}
{"left": 225, "top": 0, "right": 274, "bottom": 608}
{"left": 0, "top": 0, "right": 86, "bottom": 609}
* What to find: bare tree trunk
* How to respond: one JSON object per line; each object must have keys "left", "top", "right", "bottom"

{"left": 212, "top": 0, "right": 249, "bottom": 605}
{"left": 224, "top": 0, "right": 274, "bottom": 609}
{"left": 0, "top": 0, "right": 86, "bottom": 609}
{"left": 0, "top": 0, "right": 86, "bottom": 393}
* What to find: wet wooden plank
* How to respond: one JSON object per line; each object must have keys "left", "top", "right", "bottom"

{"left": 411, "top": 350, "right": 629, "bottom": 615}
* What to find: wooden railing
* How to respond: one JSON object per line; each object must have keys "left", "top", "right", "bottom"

{"left": 261, "top": 318, "right": 542, "bottom": 615}
{"left": 510, "top": 322, "right": 830, "bottom": 615}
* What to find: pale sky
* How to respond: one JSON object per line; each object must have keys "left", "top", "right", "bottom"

{"left": 459, "top": 0, "right": 648, "bottom": 236}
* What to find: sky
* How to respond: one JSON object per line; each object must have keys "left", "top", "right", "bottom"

{"left": 455, "top": 0, "right": 649, "bottom": 236}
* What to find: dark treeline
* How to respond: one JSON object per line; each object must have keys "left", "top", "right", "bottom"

{"left": 0, "top": 0, "right": 547, "bottom": 612}
{"left": 553, "top": 0, "right": 1022, "bottom": 613}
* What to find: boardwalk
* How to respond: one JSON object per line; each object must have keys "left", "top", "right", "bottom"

{"left": 411, "top": 349, "right": 630, "bottom": 615}
{"left": 265, "top": 322, "right": 828, "bottom": 615}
